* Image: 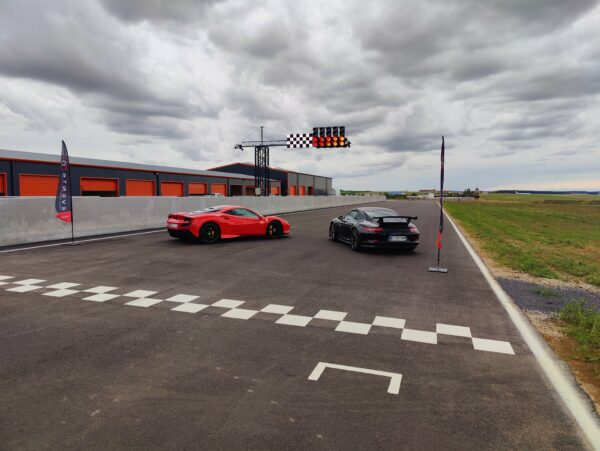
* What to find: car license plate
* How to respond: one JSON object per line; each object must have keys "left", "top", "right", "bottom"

{"left": 168, "top": 223, "right": 178, "bottom": 229}
{"left": 389, "top": 235, "right": 407, "bottom": 242}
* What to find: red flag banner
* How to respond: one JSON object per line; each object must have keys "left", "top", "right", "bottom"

{"left": 437, "top": 137, "right": 445, "bottom": 249}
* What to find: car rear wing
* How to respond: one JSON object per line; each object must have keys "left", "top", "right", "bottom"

{"left": 376, "top": 215, "right": 418, "bottom": 225}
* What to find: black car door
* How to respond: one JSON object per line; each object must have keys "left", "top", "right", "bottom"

{"left": 339, "top": 210, "right": 358, "bottom": 239}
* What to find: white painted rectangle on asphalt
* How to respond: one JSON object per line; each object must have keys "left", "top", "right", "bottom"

{"left": 335, "top": 321, "right": 372, "bottom": 335}
{"left": 436, "top": 323, "right": 472, "bottom": 338}
{"left": 222, "top": 308, "right": 259, "bottom": 320}
{"left": 261, "top": 304, "right": 294, "bottom": 314}
{"left": 125, "top": 298, "right": 163, "bottom": 308}
{"left": 83, "top": 293, "right": 120, "bottom": 302}
{"left": 401, "top": 328, "right": 438, "bottom": 344}
{"left": 276, "top": 314, "right": 313, "bottom": 327}
{"left": 472, "top": 338, "right": 515, "bottom": 355}
{"left": 172, "top": 303, "right": 209, "bottom": 313}
{"left": 314, "top": 310, "right": 347, "bottom": 321}
{"left": 308, "top": 362, "right": 402, "bottom": 395}
{"left": 166, "top": 294, "right": 199, "bottom": 303}
{"left": 212, "top": 299, "right": 245, "bottom": 309}
{"left": 373, "top": 316, "right": 406, "bottom": 329}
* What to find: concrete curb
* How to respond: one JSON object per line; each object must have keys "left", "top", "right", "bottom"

{"left": 444, "top": 208, "right": 600, "bottom": 449}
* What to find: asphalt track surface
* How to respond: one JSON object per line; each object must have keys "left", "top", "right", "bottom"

{"left": 0, "top": 200, "right": 587, "bottom": 449}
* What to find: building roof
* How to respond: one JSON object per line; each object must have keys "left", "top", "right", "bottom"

{"left": 208, "top": 162, "right": 331, "bottom": 179}
{"left": 0, "top": 148, "right": 260, "bottom": 181}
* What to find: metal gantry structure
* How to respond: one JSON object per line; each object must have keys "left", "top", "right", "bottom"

{"left": 235, "top": 126, "right": 288, "bottom": 196}
{"left": 235, "top": 125, "right": 350, "bottom": 196}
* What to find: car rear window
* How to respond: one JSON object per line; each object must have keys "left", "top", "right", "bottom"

{"left": 364, "top": 208, "right": 398, "bottom": 218}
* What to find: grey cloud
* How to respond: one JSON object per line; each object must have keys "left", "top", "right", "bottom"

{"left": 99, "top": 0, "right": 220, "bottom": 23}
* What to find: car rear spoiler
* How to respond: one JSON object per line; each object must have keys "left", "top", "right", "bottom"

{"left": 376, "top": 215, "right": 418, "bottom": 225}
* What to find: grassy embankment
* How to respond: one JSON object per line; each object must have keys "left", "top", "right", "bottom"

{"left": 444, "top": 193, "right": 600, "bottom": 287}
{"left": 445, "top": 193, "right": 600, "bottom": 382}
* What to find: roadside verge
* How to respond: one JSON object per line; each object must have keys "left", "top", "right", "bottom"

{"left": 444, "top": 209, "right": 600, "bottom": 449}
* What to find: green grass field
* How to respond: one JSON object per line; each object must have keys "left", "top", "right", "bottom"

{"left": 444, "top": 194, "right": 600, "bottom": 287}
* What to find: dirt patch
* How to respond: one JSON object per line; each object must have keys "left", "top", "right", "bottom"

{"left": 526, "top": 311, "right": 600, "bottom": 416}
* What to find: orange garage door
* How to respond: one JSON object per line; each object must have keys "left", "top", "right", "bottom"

{"left": 299, "top": 186, "right": 306, "bottom": 196}
{"left": 289, "top": 185, "right": 297, "bottom": 196}
{"left": 81, "top": 178, "right": 119, "bottom": 196}
{"left": 161, "top": 181, "right": 184, "bottom": 196}
{"left": 189, "top": 182, "right": 207, "bottom": 195}
{"left": 126, "top": 179, "right": 155, "bottom": 196}
{"left": 271, "top": 186, "right": 280, "bottom": 195}
{"left": 20, "top": 174, "right": 58, "bottom": 196}
{"left": 211, "top": 183, "right": 227, "bottom": 195}
{"left": 0, "top": 173, "right": 6, "bottom": 195}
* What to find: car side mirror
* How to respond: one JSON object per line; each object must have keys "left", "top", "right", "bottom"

{"left": 338, "top": 216, "right": 344, "bottom": 220}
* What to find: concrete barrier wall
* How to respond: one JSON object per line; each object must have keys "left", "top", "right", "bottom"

{"left": 0, "top": 195, "right": 386, "bottom": 246}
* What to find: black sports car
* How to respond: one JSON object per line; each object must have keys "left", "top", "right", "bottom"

{"left": 329, "top": 206, "right": 419, "bottom": 252}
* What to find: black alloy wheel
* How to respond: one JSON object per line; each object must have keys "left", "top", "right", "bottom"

{"left": 267, "top": 221, "right": 282, "bottom": 238}
{"left": 200, "top": 223, "right": 220, "bottom": 244}
{"left": 350, "top": 229, "right": 361, "bottom": 251}
{"left": 329, "top": 224, "right": 337, "bottom": 241}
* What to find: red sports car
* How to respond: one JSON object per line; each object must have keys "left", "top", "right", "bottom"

{"left": 167, "top": 205, "right": 291, "bottom": 243}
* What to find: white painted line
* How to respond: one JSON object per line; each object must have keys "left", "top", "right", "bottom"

{"left": 0, "top": 282, "right": 10, "bottom": 286}
{"left": 46, "top": 282, "right": 80, "bottom": 289}
{"left": 6, "top": 285, "right": 44, "bottom": 293}
{"left": 0, "top": 275, "right": 15, "bottom": 280}
{"left": 314, "top": 310, "right": 347, "bottom": 321}
{"left": 308, "top": 362, "right": 402, "bottom": 395}
{"left": 212, "top": 299, "right": 245, "bottom": 309}
{"left": 14, "top": 279, "right": 46, "bottom": 285}
{"left": 436, "top": 323, "right": 472, "bottom": 338}
{"left": 401, "top": 328, "right": 437, "bottom": 345}
{"left": 373, "top": 316, "right": 406, "bottom": 329}
{"left": 43, "top": 289, "right": 80, "bottom": 298}
{"left": 222, "top": 308, "right": 258, "bottom": 320}
{"left": 83, "top": 293, "right": 120, "bottom": 302}
{"left": 335, "top": 321, "right": 372, "bottom": 335}
{"left": 275, "top": 314, "right": 313, "bottom": 327}
{"left": 472, "top": 338, "right": 515, "bottom": 355}
{"left": 444, "top": 208, "right": 600, "bottom": 446}
{"left": 123, "top": 290, "right": 157, "bottom": 298}
{"left": 0, "top": 230, "right": 164, "bottom": 254}
{"left": 125, "top": 298, "right": 163, "bottom": 308}
{"left": 83, "top": 286, "right": 118, "bottom": 294}
{"left": 261, "top": 304, "right": 294, "bottom": 314}
{"left": 165, "top": 294, "right": 199, "bottom": 303}
{"left": 172, "top": 303, "right": 209, "bottom": 313}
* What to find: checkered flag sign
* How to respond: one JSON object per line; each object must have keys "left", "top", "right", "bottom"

{"left": 287, "top": 133, "right": 312, "bottom": 148}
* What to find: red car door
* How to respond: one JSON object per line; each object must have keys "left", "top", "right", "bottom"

{"left": 220, "top": 209, "right": 249, "bottom": 236}
{"left": 228, "top": 208, "right": 266, "bottom": 235}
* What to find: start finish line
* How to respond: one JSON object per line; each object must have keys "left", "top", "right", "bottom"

{"left": 308, "top": 362, "right": 403, "bottom": 395}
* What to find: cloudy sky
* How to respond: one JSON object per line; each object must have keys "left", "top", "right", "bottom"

{"left": 0, "top": 0, "right": 599, "bottom": 191}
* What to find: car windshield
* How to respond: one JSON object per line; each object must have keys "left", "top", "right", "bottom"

{"left": 190, "top": 206, "right": 225, "bottom": 214}
{"left": 363, "top": 208, "right": 398, "bottom": 219}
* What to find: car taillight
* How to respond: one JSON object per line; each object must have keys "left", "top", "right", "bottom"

{"left": 409, "top": 224, "right": 419, "bottom": 233}
{"left": 363, "top": 227, "right": 384, "bottom": 233}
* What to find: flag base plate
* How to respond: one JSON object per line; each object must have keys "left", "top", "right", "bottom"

{"left": 428, "top": 267, "right": 448, "bottom": 273}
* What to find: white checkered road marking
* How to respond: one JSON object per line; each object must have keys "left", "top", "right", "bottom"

{"left": 7, "top": 279, "right": 46, "bottom": 293}
{"left": 315, "top": 310, "right": 347, "bottom": 321}
{"left": 0, "top": 275, "right": 15, "bottom": 286}
{"left": 1, "top": 274, "right": 516, "bottom": 356}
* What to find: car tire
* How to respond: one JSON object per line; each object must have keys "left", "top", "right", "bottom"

{"left": 199, "top": 222, "right": 221, "bottom": 244}
{"left": 266, "top": 221, "right": 282, "bottom": 239}
{"left": 329, "top": 224, "right": 337, "bottom": 241}
{"left": 350, "top": 229, "right": 361, "bottom": 251}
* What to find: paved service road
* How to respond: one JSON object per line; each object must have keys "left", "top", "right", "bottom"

{"left": 0, "top": 201, "right": 588, "bottom": 449}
